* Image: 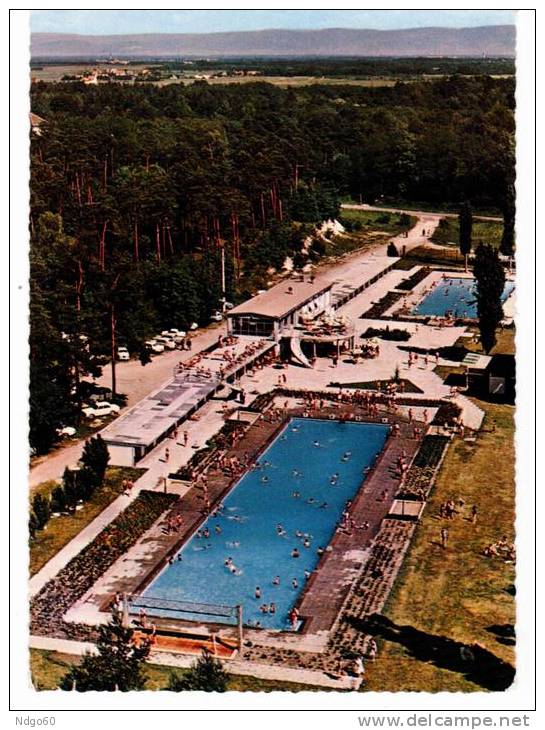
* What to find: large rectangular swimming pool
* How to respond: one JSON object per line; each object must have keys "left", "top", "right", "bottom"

{"left": 412, "top": 277, "right": 515, "bottom": 318}
{"left": 141, "top": 418, "right": 389, "bottom": 631}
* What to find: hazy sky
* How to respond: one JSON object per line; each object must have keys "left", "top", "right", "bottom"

{"left": 31, "top": 9, "right": 516, "bottom": 35}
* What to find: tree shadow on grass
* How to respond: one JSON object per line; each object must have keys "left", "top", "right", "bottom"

{"left": 350, "top": 614, "right": 515, "bottom": 691}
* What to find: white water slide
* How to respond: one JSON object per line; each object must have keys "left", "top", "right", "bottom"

{"left": 289, "top": 334, "right": 312, "bottom": 368}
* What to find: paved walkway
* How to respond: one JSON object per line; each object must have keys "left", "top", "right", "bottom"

{"left": 29, "top": 634, "right": 360, "bottom": 689}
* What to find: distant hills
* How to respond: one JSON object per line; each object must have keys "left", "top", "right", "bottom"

{"left": 31, "top": 25, "right": 516, "bottom": 59}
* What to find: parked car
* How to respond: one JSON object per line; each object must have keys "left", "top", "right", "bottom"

{"left": 117, "top": 346, "right": 130, "bottom": 361}
{"left": 168, "top": 328, "right": 186, "bottom": 341}
{"left": 82, "top": 401, "right": 121, "bottom": 419}
{"left": 189, "top": 322, "right": 199, "bottom": 331}
{"left": 145, "top": 339, "right": 165, "bottom": 354}
{"left": 155, "top": 335, "right": 177, "bottom": 350}
{"left": 210, "top": 310, "right": 223, "bottom": 322}
{"left": 56, "top": 425, "right": 77, "bottom": 437}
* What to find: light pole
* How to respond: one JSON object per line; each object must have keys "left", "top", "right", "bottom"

{"left": 221, "top": 245, "right": 226, "bottom": 314}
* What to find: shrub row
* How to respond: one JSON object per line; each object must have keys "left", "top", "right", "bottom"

{"left": 412, "top": 435, "right": 450, "bottom": 469}
{"left": 362, "top": 326, "right": 411, "bottom": 342}
{"left": 431, "top": 402, "right": 463, "bottom": 426}
{"left": 30, "top": 490, "right": 178, "bottom": 635}
{"left": 396, "top": 266, "right": 432, "bottom": 291}
{"left": 360, "top": 291, "right": 404, "bottom": 319}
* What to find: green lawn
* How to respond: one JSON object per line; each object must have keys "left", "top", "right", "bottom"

{"left": 29, "top": 466, "right": 144, "bottom": 576}
{"left": 462, "top": 327, "right": 516, "bottom": 356}
{"left": 339, "top": 209, "right": 417, "bottom": 234}
{"left": 363, "top": 400, "right": 516, "bottom": 692}
{"left": 399, "top": 245, "right": 466, "bottom": 267}
{"left": 29, "top": 650, "right": 328, "bottom": 692}
{"left": 431, "top": 218, "right": 506, "bottom": 249}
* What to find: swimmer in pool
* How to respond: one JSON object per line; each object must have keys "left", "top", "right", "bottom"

{"left": 261, "top": 475, "right": 269, "bottom": 483}
{"left": 319, "top": 502, "right": 328, "bottom": 509}
{"left": 313, "top": 440, "right": 320, "bottom": 447}
{"left": 292, "top": 491, "right": 301, "bottom": 498}
{"left": 272, "top": 575, "right": 280, "bottom": 585}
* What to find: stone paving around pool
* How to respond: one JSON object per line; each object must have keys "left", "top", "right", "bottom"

{"left": 63, "top": 400, "right": 423, "bottom": 649}
{"left": 31, "top": 386, "right": 455, "bottom": 689}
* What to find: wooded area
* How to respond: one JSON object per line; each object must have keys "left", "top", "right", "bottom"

{"left": 29, "top": 75, "right": 515, "bottom": 453}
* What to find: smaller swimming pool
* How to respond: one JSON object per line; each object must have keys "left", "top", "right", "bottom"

{"left": 412, "top": 277, "right": 515, "bottom": 318}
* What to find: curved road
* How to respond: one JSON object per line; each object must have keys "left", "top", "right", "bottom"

{"left": 342, "top": 202, "right": 502, "bottom": 222}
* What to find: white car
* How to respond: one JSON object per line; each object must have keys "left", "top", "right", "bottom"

{"left": 155, "top": 336, "right": 177, "bottom": 350}
{"left": 210, "top": 311, "right": 223, "bottom": 322}
{"left": 82, "top": 401, "right": 121, "bottom": 419}
{"left": 189, "top": 322, "right": 199, "bottom": 331}
{"left": 117, "top": 346, "right": 130, "bottom": 361}
{"left": 145, "top": 339, "right": 165, "bottom": 353}
{"left": 56, "top": 425, "right": 77, "bottom": 437}
{"left": 168, "top": 328, "right": 186, "bottom": 341}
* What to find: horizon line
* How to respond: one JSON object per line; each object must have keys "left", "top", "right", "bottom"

{"left": 31, "top": 23, "right": 516, "bottom": 38}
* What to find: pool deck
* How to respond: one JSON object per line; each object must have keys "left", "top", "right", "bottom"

{"left": 64, "top": 400, "right": 422, "bottom": 654}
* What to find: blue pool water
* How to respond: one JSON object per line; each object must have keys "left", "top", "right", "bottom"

{"left": 142, "top": 418, "right": 389, "bottom": 631}
{"left": 412, "top": 277, "right": 515, "bottom": 318}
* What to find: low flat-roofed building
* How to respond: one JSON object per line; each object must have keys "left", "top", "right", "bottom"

{"left": 100, "top": 338, "right": 276, "bottom": 465}
{"left": 100, "top": 374, "right": 215, "bottom": 466}
{"left": 227, "top": 279, "right": 333, "bottom": 339}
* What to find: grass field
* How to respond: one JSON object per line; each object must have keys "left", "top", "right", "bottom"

{"left": 29, "top": 650, "right": 328, "bottom": 692}
{"left": 339, "top": 209, "right": 416, "bottom": 233}
{"left": 363, "top": 400, "right": 515, "bottom": 692}
{"left": 431, "top": 218, "right": 506, "bottom": 249}
{"left": 463, "top": 327, "right": 516, "bottom": 356}
{"left": 29, "top": 466, "right": 144, "bottom": 576}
